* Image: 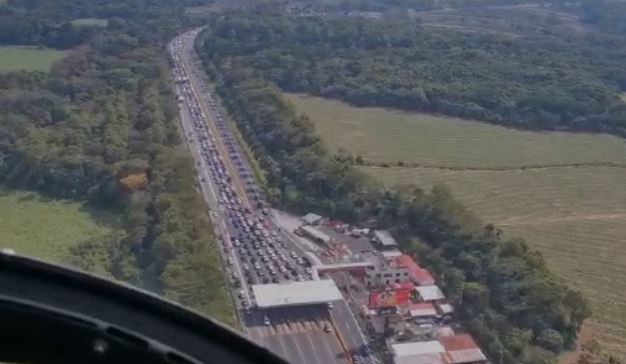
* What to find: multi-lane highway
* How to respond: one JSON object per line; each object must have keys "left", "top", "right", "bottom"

{"left": 168, "top": 29, "right": 376, "bottom": 364}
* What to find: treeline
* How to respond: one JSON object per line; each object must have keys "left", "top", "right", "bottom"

{"left": 198, "top": 22, "right": 591, "bottom": 363}
{"left": 201, "top": 12, "right": 626, "bottom": 136}
{"left": 0, "top": 0, "right": 206, "bottom": 48}
{"left": 0, "top": 0, "right": 234, "bottom": 323}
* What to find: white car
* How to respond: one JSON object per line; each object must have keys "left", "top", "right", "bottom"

{"left": 264, "top": 316, "right": 270, "bottom": 326}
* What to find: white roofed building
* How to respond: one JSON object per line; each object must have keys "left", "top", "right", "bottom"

{"left": 301, "top": 212, "right": 323, "bottom": 225}
{"left": 372, "top": 230, "right": 399, "bottom": 249}
{"left": 252, "top": 279, "right": 342, "bottom": 308}
{"left": 301, "top": 225, "right": 331, "bottom": 244}
{"left": 416, "top": 285, "right": 446, "bottom": 303}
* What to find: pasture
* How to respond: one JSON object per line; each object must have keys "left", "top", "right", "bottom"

{"left": 285, "top": 93, "right": 626, "bottom": 168}
{"left": 287, "top": 93, "right": 626, "bottom": 358}
{"left": 0, "top": 189, "right": 119, "bottom": 263}
{"left": 0, "top": 46, "right": 66, "bottom": 72}
{"left": 71, "top": 18, "right": 108, "bottom": 27}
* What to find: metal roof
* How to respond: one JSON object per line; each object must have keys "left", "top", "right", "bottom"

{"left": 394, "top": 354, "right": 444, "bottom": 364}
{"left": 301, "top": 225, "right": 331, "bottom": 243}
{"left": 373, "top": 230, "right": 398, "bottom": 246}
{"left": 409, "top": 303, "right": 438, "bottom": 317}
{"left": 302, "top": 213, "right": 323, "bottom": 225}
{"left": 252, "top": 279, "right": 343, "bottom": 308}
{"left": 382, "top": 250, "right": 402, "bottom": 257}
{"left": 391, "top": 341, "right": 445, "bottom": 357}
{"left": 416, "top": 285, "right": 445, "bottom": 301}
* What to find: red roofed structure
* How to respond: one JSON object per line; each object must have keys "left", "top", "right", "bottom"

{"left": 395, "top": 255, "right": 435, "bottom": 286}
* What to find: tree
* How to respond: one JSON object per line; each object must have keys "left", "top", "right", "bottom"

{"left": 537, "top": 329, "right": 564, "bottom": 353}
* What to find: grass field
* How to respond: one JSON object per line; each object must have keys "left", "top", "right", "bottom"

{"left": 71, "top": 18, "right": 108, "bottom": 27}
{"left": 287, "top": 93, "right": 626, "bottom": 358}
{"left": 286, "top": 94, "right": 626, "bottom": 168}
{"left": 0, "top": 189, "right": 119, "bottom": 263}
{"left": 0, "top": 46, "right": 66, "bottom": 72}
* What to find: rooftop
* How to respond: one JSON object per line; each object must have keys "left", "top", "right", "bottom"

{"left": 416, "top": 285, "right": 446, "bottom": 301}
{"left": 409, "top": 302, "right": 438, "bottom": 317}
{"left": 440, "top": 334, "right": 480, "bottom": 352}
{"left": 394, "top": 255, "right": 435, "bottom": 286}
{"left": 373, "top": 230, "right": 398, "bottom": 247}
{"left": 368, "top": 288, "right": 411, "bottom": 309}
{"left": 302, "top": 212, "right": 323, "bottom": 225}
{"left": 382, "top": 249, "right": 403, "bottom": 257}
{"left": 252, "top": 279, "right": 343, "bottom": 308}
{"left": 301, "top": 225, "right": 331, "bottom": 243}
{"left": 392, "top": 335, "right": 486, "bottom": 364}
{"left": 391, "top": 341, "right": 444, "bottom": 357}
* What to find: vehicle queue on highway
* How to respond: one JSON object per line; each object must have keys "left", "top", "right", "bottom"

{"left": 169, "top": 33, "right": 314, "bottom": 317}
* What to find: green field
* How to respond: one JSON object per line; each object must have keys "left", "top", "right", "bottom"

{"left": 0, "top": 189, "right": 119, "bottom": 263}
{"left": 71, "top": 18, "right": 108, "bottom": 27}
{"left": 286, "top": 94, "right": 626, "bottom": 168}
{"left": 288, "top": 93, "right": 626, "bottom": 358}
{"left": 0, "top": 46, "right": 66, "bottom": 72}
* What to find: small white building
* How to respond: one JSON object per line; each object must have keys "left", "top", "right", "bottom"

{"left": 416, "top": 285, "right": 446, "bottom": 303}
{"left": 372, "top": 230, "right": 399, "bottom": 249}
{"left": 301, "top": 213, "right": 323, "bottom": 225}
{"left": 301, "top": 225, "right": 331, "bottom": 244}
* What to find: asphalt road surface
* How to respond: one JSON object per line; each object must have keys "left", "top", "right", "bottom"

{"left": 168, "top": 29, "right": 376, "bottom": 364}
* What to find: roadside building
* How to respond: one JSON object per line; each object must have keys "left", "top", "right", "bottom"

{"left": 437, "top": 302, "right": 454, "bottom": 318}
{"left": 409, "top": 302, "right": 439, "bottom": 322}
{"left": 439, "top": 334, "right": 488, "bottom": 364}
{"left": 395, "top": 254, "right": 435, "bottom": 286}
{"left": 301, "top": 212, "right": 323, "bottom": 226}
{"left": 391, "top": 341, "right": 445, "bottom": 364}
{"left": 252, "top": 279, "right": 342, "bottom": 308}
{"left": 368, "top": 288, "right": 411, "bottom": 314}
{"left": 382, "top": 249, "right": 403, "bottom": 258}
{"left": 365, "top": 256, "right": 410, "bottom": 287}
{"left": 300, "top": 225, "right": 331, "bottom": 244}
{"left": 391, "top": 334, "right": 487, "bottom": 364}
{"left": 415, "top": 285, "right": 446, "bottom": 303}
{"left": 372, "top": 230, "right": 399, "bottom": 250}
{"left": 365, "top": 254, "right": 435, "bottom": 288}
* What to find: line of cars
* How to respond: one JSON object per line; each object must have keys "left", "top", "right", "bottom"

{"left": 170, "top": 33, "right": 314, "bottom": 314}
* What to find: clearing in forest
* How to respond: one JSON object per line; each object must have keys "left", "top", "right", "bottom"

{"left": 0, "top": 46, "right": 66, "bottom": 72}
{"left": 0, "top": 189, "right": 119, "bottom": 263}
{"left": 287, "top": 93, "right": 626, "bottom": 359}
{"left": 70, "top": 18, "right": 109, "bottom": 27}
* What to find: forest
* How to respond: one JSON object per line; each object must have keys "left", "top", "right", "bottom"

{"left": 201, "top": 8, "right": 626, "bottom": 136}
{"left": 0, "top": 0, "right": 235, "bottom": 323}
{"left": 198, "top": 10, "right": 593, "bottom": 363}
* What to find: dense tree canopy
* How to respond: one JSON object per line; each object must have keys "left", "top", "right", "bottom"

{"left": 0, "top": 0, "right": 234, "bottom": 324}
{"left": 201, "top": 10, "right": 626, "bottom": 136}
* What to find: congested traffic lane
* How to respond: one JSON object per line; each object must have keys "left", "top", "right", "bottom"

{"left": 170, "top": 31, "right": 314, "bottom": 306}
{"left": 169, "top": 29, "right": 381, "bottom": 364}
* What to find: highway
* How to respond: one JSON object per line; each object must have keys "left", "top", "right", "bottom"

{"left": 168, "top": 29, "right": 376, "bottom": 364}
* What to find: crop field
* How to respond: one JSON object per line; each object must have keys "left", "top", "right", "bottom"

{"left": 0, "top": 189, "right": 119, "bottom": 263}
{"left": 70, "top": 18, "right": 109, "bottom": 27}
{"left": 0, "top": 46, "right": 66, "bottom": 72}
{"left": 285, "top": 94, "right": 626, "bottom": 168}
{"left": 287, "top": 93, "right": 626, "bottom": 358}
